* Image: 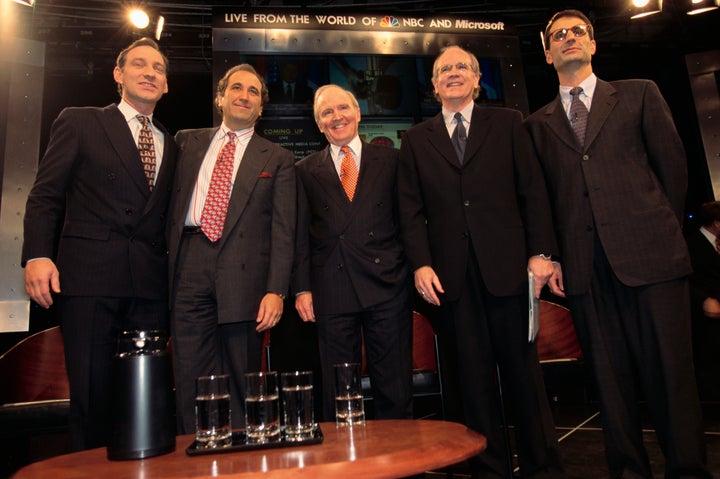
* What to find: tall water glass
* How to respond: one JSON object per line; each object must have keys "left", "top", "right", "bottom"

{"left": 334, "top": 362, "right": 365, "bottom": 427}
{"left": 281, "top": 371, "right": 315, "bottom": 441}
{"left": 244, "top": 371, "right": 281, "bottom": 443}
{"left": 195, "top": 374, "right": 232, "bottom": 448}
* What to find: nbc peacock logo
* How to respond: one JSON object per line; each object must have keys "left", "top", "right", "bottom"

{"left": 380, "top": 16, "right": 399, "bottom": 27}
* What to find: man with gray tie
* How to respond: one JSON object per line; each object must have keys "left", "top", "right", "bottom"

{"left": 525, "top": 9, "right": 710, "bottom": 478}
{"left": 398, "top": 45, "right": 563, "bottom": 478}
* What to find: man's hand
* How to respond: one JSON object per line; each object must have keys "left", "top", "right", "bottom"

{"left": 414, "top": 266, "right": 444, "bottom": 306}
{"left": 295, "top": 292, "right": 315, "bottom": 323}
{"left": 547, "top": 262, "right": 566, "bottom": 298}
{"left": 703, "top": 297, "right": 720, "bottom": 318}
{"left": 24, "top": 258, "right": 61, "bottom": 309}
{"left": 256, "top": 293, "right": 284, "bottom": 332}
{"left": 527, "top": 255, "right": 554, "bottom": 298}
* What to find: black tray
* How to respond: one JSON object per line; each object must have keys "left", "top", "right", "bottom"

{"left": 186, "top": 425, "right": 323, "bottom": 456}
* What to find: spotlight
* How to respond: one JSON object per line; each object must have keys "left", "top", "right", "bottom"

{"left": 10, "top": 0, "right": 34, "bottom": 5}
{"left": 129, "top": 8, "right": 150, "bottom": 29}
{"left": 687, "top": 0, "right": 719, "bottom": 14}
{"left": 630, "top": 0, "right": 663, "bottom": 18}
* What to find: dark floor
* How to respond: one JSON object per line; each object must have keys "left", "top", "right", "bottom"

{"left": 421, "top": 399, "right": 720, "bottom": 479}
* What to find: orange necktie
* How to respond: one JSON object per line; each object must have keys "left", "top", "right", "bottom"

{"left": 340, "top": 145, "right": 358, "bottom": 201}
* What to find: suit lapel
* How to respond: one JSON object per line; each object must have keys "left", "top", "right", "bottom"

{"left": 310, "top": 147, "right": 349, "bottom": 208}
{"left": 101, "top": 105, "right": 151, "bottom": 198}
{"left": 584, "top": 80, "right": 617, "bottom": 150}
{"left": 425, "top": 114, "right": 460, "bottom": 169}
{"left": 542, "top": 96, "right": 583, "bottom": 153}
{"left": 463, "top": 105, "right": 493, "bottom": 167}
{"left": 175, "top": 128, "right": 217, "bottom": 227}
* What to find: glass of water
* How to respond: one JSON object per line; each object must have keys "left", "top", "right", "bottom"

{"left": 334, "top": 362, "right": 365, "bottom": 427}
{"left": 244, "top": 371, "right": 281, "bottom": 443}
{"left": 195, "top": 374, "right": 232, "bottom": 448}
{"left": 281, "top": 371, "right": 315, "bottom": 441}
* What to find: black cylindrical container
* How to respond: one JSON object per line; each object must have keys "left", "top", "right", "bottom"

{"left": 107, "top": 330, "right": 175, "bottom": 460}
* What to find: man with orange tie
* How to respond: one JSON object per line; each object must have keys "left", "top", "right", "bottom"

{"left": 293, "top": 84, "right": 413, "bottom": 421}
{"left": 167, "top": 64, "right": 295, "bottom": 434}
{"left": 22, "top": 37, "right": 176, "bottom": 451}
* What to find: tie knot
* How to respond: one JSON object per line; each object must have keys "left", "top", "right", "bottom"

{"left": 341, "top": 145, "right": 351, "bottom": 157}
{"left": 570, "top": 86, "right": 583, "bottom": 98}
{"left": 454, "top": 112, "right": 464, "bottom": 123}
{"left": 226, "top": 131, "right": 236, "bottom": 142}
{"left": 136, "top": 115, "right": 149, "bottom": 127}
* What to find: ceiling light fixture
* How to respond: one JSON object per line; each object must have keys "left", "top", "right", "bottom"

{"left": 687, "top": 0, "right": 719, "bottom": 14}
{"left": 630, "top": 0, "right": 663, "bottom": 18}
{"left": 10, "top": 0, "right": 34, "bottom": 6}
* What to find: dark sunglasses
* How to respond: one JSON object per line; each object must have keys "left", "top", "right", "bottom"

{"left": 548, "top": 24, "right": 592, "bottom": 42}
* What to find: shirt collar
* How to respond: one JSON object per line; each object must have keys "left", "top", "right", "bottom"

{"left": 117, "top": 100, "right": 152, "bottom": 123}
{"left": 560, "top": 73, "right": 597, "bottom": 103}
{"left": 330, "top": 136, "right": 362, "bottom": 159}
{"left": 700, "top": 226, "right": 718, "bottom": 247}
{"left": 442, "top": 102, "right": 474, "bottom": 129}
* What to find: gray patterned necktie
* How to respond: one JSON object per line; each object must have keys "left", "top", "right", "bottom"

{"left": 452, "top": 112, "right": 467, "bottom": 164}
{"left": 569, "top": 87, "right": 588, "bottom": 146}
{"left": 136, "top": 115, "right": 156, "bottom": 191}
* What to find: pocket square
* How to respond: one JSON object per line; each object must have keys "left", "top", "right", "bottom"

{"left": 258, "top": 171, "right": 273, "bottom": 178}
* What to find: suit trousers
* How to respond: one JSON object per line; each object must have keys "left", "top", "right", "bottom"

{"left": 566, "top": 235, "right": 709, "bottom": 479}
{"left": 441, "top": 247, "right": 562, "bottom": 479}
{"left": 171, "top": 231, "right": 263, "bottom": 435}
{"left": 315, "top": 289, "right": 413, "bottom": 422}
{"left": 57, "top": 295, "right": 168, "bottom": 451}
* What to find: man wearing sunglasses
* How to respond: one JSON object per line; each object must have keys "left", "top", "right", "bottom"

{"left": 526, "top": 9, "right": 711, "bottom": 479}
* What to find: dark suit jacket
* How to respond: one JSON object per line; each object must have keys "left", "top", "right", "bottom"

{"left": 686, "top": 228, "right": 720, "bottom": 308}
{"left": 168, "top": 128, "right": 296, "bottom": 324}
{"left": 293, "top": 141, "right": 408, "bottom": 315}
{"left": 398, "top": 105, "right": 557, "bottom": 301}
{"left": 22, "top": 104, "right": 177, "bottom": 299}
{"left": 525, "top": 79, "right": 691, "bottom": 295}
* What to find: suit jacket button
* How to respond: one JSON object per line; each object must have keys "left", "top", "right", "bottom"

{"left": 339, "top": 234, "right": 345, "bottom": 240}
{"left": 582, "top": 154, "right": 590, "bottom": 161}
{"left": 368, "top": 231, "right": 374, "bottom": 237}
{"left": 463, "top": 200, "right": 470, "bottom": 207}
{"left": 374, "top": 258, "right": 380, "bottom": 264}
{"left": 125, "top": 208, "right": 133, "bottom": 215}
{"left": 337, "top": 264, "right": 343, "bottom": 270}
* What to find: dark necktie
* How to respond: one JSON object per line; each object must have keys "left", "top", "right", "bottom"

{"left": 451, "top": 112, "right": 467, "bottom": 164}
{"left": 136, "top": 115, "right": 156, "bottom": 191}
{"left": 340, "top": 145, "right": 358, "bottom": 201}
{"left": 285, "top": 84, "right": 293, "bottom": 102}
{"left": 569, "top": 86, "right": 589, "bottom": 146}
{"left": 200, "top": 132, "right": 237, "bottom": 242}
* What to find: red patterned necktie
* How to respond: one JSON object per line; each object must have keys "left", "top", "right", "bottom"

{"left": 136, "top": 115, "right": 156, "bottom": 191}
{"left": 340, "top": 145, "right": 358, "bottom": 201}
{"left": 200, "top": 132, "right": 237, "bottom": 242}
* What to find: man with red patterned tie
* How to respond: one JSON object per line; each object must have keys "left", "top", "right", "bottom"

{"left": 22, "top": 38, "right": 176, "bottom": 451}
{"left": 294, "top": 85, "right": 413, "bottom": 421}
{"left": 167, "top": 64, "right": 295, "bottom": 434}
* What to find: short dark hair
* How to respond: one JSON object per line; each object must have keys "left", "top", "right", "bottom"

{"left": 215, "top": 64, "right": 270, "bottom": 114}
{"left": 115, "top": 37, "right": 169, "bottom": 96}
{"left": 697, "top": 201, "right": 720, "bottom": 227}
{"left": 544, "top": 9, "right": 594, "bottom": 50}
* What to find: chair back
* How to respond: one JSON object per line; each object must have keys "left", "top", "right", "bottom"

{"left": 412, "top": 311, "right": 438, "bottom": 371}
{"left": 536, "top": 300, "right": 583, "bottom": 362}
{"left": 0, "top": 326, "right": 69, "bottom": 405}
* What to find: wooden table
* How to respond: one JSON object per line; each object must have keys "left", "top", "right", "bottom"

{"left": 12, "top": 419, "right": 485, "bottom": 479}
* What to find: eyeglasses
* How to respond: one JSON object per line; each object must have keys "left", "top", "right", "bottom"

{"left": 437, "top": 62, "right": 472, "bottom": 76}
{"left": 547, "top": 24, "right": 592, "bottom": 42}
